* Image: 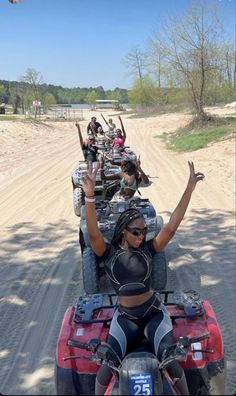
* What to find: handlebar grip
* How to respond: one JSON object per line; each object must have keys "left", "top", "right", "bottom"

{"left": 67, "top": 339, "right": 89, "bottom": 350}
{"left": 189, "top": 332, "right": 210, "bottom": 344}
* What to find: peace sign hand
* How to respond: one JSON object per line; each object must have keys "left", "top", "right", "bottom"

{"left": 187, "top": 161, "right": 205, "bottom": 192}
{"left": 81, "top": 161, "right": 99, "bottom": 197}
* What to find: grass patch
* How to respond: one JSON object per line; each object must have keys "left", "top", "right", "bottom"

{"left": 128, "top": 104, "right": 190, "bottom": 119}
{"left": 162, "top": 116, "right": 236, "bottom": 152}
{"left": 0, "top": 115, "right": 24, "bottom": 121}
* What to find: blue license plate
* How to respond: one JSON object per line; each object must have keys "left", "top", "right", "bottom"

{"left": 130, "top": 373, "right": 152, "bottom": 395}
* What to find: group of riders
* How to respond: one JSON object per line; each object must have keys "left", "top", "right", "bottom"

{"left": 75, "top": 114, "right": 150, "bottom": 201}
{"left": 75, "top": 113, "right": 205, "bottom": 395}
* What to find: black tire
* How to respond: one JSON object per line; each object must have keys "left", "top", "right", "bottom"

{"left": 55, "top": 365, "right": 96, "bottom": 395}
{"left": 82, "top": 248, "right": 100, "bottom": 294}
{"left": 73, "top": 187, "right": 83, "bottom": 217}
{"left": 185, "top": 368, "right": 210, "bottom": 396}
{"left": 79, "top": 228, "right": 86, "bottom": 254}
{"left": 54, "top": 365, "right": 78, "bottom": 395}
{"left": 151, "top": 251, "right": 167, "bottom": 291}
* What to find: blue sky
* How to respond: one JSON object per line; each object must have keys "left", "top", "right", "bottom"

{"left": 0, "top": 0, "right": 235, "bottom": 90}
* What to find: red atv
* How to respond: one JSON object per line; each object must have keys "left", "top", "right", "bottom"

{"left": 55, "top": 290, "right": 225, "bottom": 395}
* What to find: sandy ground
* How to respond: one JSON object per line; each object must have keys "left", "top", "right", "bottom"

{"left": 0, "top": 104, "right": 235, "bottom": 395}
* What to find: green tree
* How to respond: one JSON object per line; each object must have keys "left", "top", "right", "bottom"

{"left": 129, "top": 77, "right": 162, "bottom": 108}
{"left": 85, "top": 90, "right": 98, "bottom": 105}
{"left": 0, "top": 84, "right": 5, "bottom": 102}
{"left": 11, "top": 92, "right": 21, "bottom": 114}
{"left": 43, "top": 93, "right": 56, "bottom": 111}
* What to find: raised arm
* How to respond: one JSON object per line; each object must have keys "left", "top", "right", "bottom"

{"left": 86, "top": 122, "right": 90, "bottom": 134}
{"left": 118, "top": 116, "right": 126, "bottom": 142}
{"left": 75, "top": 122, "right": 83, "bottom": 149}
{"left": 136, "top": 156, "right": 149, "bottom": 185}
{"left": 153, "top": 161, "right": 205, "bottom": 252}
{"left": 101, "top": 113, "right": 108, "bottom": 126}
{"left": 81, "top": 164, "right": 107, "bottom": 256}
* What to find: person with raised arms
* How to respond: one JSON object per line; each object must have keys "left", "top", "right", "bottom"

{"left": 81, "top": 161, "right": 205, "bottom": 395}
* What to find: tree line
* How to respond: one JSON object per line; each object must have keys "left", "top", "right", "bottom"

{"left": 0, "top": 71, "right": 129, "bottom": 115}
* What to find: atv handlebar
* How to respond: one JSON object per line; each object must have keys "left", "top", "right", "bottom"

{"left": 67, "top": 338, "right": 101, "bottom": 353}
{"left": 160, "top": 332, "right": 212, "bottom": 369}
{"left": 66, "top": 332, "right": 212, "bottom": 370}
{"left": 66, "top": 338, "right": 121, "bottom": 370}
{"left": 178, "top": 332, "right": 210, "bottom": 346}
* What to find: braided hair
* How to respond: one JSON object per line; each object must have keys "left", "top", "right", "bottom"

{"left": 111, "top": 208, "right": 144, "bottom": 246}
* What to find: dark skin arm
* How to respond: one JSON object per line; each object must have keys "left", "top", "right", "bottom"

{"left": 75, "top": 122, "right": 84, "bottom": 150}
{"left": 86, "top": 123, "right": 90, "bottom": 134}
{"left": 81, "top": 164, "right": 107, "bottom": 256}
{"left": 153, "top": 161, "right": 205, "bottom": 252}
{"left": 136, "top": 156, "right": 149, "bottom": 185}
{"left": 118, "top": 116, "right": 126, "bottom": 142}
{"left": 82, "top": 161, "right": 204, "bottom": 257}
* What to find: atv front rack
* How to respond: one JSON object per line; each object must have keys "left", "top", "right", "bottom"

{"left": 161, "top": 290, "right": 205, "bottom": 321}
{"left": 72, "top": 290, "right": 204, "bottom": 326}
{"left": 73, "top": 293, "right": 117, "bottom": 325}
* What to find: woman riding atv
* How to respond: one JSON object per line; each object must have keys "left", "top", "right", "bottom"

{"left": 76, "top": 122, "right": 100, "bottom": 163}
{"left": 112, "top": 116, "right": 126, "bottom": 148}
{"left": 81, "top": 161, "right": 205, "bottom": 395}
{"left": 100, "top": 113, "right": 116, "bottom": 135}
{"left": 100, "top": 155, "right": 150, "bottom": 201}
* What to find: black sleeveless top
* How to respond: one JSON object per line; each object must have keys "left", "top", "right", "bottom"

{"left": 82, "top": 144, "right": 98, "bottom": 162}
{"left": 99, "top": 239, "right": 156, "bottom": 296}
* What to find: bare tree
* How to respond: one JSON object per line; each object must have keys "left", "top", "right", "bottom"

{"left": 20, "top": 68, "right": 44, "bottom": 119}
{"left": 122, "top": 47, "right": 148, "bottom": 82}
{"left": 21, "top": 68, "right": 43, "bottom": 96}
{"left": 148, "top": 37, "right": 166, "bottom": 88}
{"left": 234, "top": 50, "right": 236, "bottom": 89}
{"left": 225, "top": 47, "right": 236, "bottom": 89}
{"left": 151, "top": 0, "right": 225, "bottom": 121}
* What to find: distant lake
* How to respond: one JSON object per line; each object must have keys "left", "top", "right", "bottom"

{"left": 55, "top": 103, "right": 128, "bottom": 110}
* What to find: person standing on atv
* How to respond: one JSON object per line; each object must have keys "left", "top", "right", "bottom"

{"left": 81, "top": 161, "right": 204, "bottom": 395}
{"left": 75, "top": 122, "right": 99, "bottom": 163}
{"left": 100, "top": 113, "right": 116, "bottom": 137}
{"left": 86, "top": 116, "right": 102, "bottom": 136}
{"left": 100, "top": 156, "right": 150, "bottom": 200}
{"left": 112, "top": 115, "right": 126, "bottom": 148}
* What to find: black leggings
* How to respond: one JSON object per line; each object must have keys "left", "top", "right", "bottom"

{"left": 96, "top": 296, "right": 187, "bottom": 394}
{"left": 108, "top": 300, "right": 172, "bottom": 359}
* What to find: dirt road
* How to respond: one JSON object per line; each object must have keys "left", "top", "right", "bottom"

{"left": 0, "top": 108, "right": 235, "bottom": 395}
